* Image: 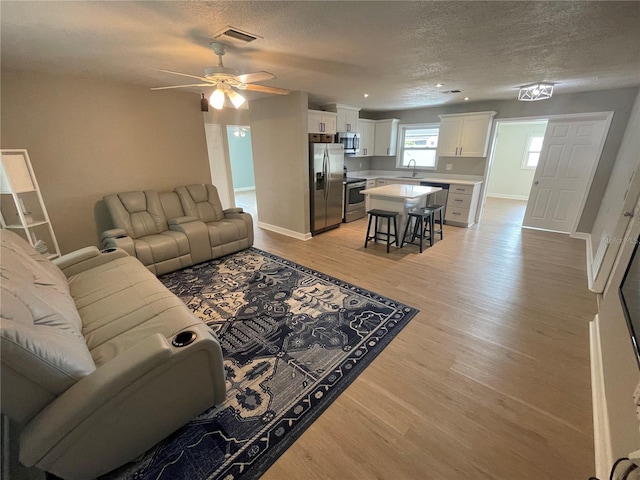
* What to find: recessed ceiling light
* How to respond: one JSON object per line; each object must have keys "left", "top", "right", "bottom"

{"left": 464, "top": 97, "right": 469, "bottom": 101}
{"left": 363, "top": 93, "right": 369, "bottom": 98}
{"left": 435, "top": 83, "right": 445, "bottom": 87}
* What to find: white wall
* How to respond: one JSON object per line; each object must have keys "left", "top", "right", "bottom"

{"left": 486, "top": 121, "right": 547, "bottom": 200}
{"left": 249, "top": 92, "right": 310, "bottom": 238}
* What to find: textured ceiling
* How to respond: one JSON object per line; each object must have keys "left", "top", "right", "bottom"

{"left": 1, "top": 1, "right": 639, "bottom": 111}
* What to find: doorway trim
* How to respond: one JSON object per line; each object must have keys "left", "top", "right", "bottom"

{"left": 479, "top": 111, "right": 614, "bottom": 237}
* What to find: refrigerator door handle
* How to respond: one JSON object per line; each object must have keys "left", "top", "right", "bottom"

{"left": 323, "top": 148, "right": 329, "bottom": 201}
{"left": 325, "top": 149, "right": 330, "bottom": 201}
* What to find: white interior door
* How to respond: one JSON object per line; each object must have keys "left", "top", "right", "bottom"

{"left": 523, "top": 114, "right": 611, "bottom": 233}
{"left": 204, "top": 123, "right": 234, "bottom": 209}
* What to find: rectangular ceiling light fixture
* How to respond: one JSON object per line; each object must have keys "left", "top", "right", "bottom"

{"left": 518, "top": 82, "right": 554, "bottom": 101}
{"left": 212, "top": 26, "right": 261, "bottom": 46}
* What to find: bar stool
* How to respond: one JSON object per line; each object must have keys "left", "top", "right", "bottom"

{"left": 424, "top": 204, "right": 444, "bottom": 244}
{"left": 365, "top": 209, "right": 399, "bottom": 253}
{"left": 401, "top": 209, "right": 433, "bottom": 253}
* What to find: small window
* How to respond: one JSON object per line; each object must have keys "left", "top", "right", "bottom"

{"left": 522, "top": 134, "right": 544, "bottom": 170}
{"left": 397, "top": 124, "right": 439, "bottom": 170}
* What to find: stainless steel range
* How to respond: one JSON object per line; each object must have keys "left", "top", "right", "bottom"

{"left": 343, "top": 177, "right": 367, "bottom": 222}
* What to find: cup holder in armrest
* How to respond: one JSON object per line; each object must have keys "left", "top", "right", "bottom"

{"left": 101, "top": 248, "right": 117, "bottom": 253}
{"left": 172, "top": 331, "right": 196, "bottom": 347}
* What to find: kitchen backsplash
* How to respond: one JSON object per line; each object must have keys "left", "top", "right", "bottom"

{"left": 344, "top": 156, "right": 370, "bottom": 173}
{"left": 344, "top": 155, "right": 485, "bottom": 176}
{"left": 368, "top": 155, "right": 486, "bottom": 176}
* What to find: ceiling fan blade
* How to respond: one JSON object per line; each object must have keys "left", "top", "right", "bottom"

{"left": 242, "top": 84, "right": 291, "bottom": 95}
{"left": 151, "top": 84, "right": 212, "bottom": 90}
{"left": 235, "top": 71, "right": 276, "bottom": 84}
{"left": 159, "top": 69, "right": 211, "bottom": 83}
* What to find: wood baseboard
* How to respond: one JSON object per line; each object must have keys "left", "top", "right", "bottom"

{"left": 590, "top": 315, "right": 614, "bottom": 480}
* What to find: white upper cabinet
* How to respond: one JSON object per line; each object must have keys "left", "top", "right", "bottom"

{"left": 436, "top": 111, "right": 497, "bottom": 157}
{"left": 308, "top": 110, "right": 337, "bottom": 135}
{"left": 354, "top": 119, "right": 375, "bottom": 157}
{"left": 374, "top": 119, "right": 400, "bottom": 156}
{"left": 336, "top": 107, "right": 359, "bottom": 132}
{"left": 322, "top": 104, "right": 360, "bottom": 133}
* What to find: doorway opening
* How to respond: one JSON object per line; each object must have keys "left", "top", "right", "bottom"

{"left": 485, "top": 119, "right": 549, "bottom": 225}
{"left": 483, "top": 112, "right": 612, "bottom": 235}
{"left": 226, "top": 126, "right": 257, "bottom": 217}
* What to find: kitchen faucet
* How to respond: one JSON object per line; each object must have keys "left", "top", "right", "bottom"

{"left": 408, "top": 158, "right": 417, "bottom": 177}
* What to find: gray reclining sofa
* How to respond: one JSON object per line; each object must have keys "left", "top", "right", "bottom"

{"left": 101, "top": 183, "right": 253, "bottom": 275}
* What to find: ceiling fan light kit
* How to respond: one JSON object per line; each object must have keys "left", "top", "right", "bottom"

{"left": 152, "top": 41, "right": 290, "bottom": 110}
{"left": 518, "top": 82, "right": 554, "bottom": 101}
{"left": 210, "top": 88, "right": 226, "bottom": 110}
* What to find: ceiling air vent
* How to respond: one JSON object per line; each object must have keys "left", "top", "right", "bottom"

{"left": 443, "top": 89, "right": 462, "bottom": 94}
{"left": 212, "top": 26, "right": 261, "bottom": 46}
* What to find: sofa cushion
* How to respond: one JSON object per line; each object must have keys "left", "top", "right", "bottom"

{"left": 206, "top": 218, "right": 249, "bottom": 247}
{"left": 104, "top": 191, "right": 168, "bottom": 239}
{"left": 176, "top": 184, "right": 225, "bottom": 223}
{"left": 67, "top": 255, "right": 204, "bottom": 366}
{"left": 0, "top": 231, "right": 96, "bottom": 395}
{"left": 132, "top": 231, "right": 190, "bottom": 267}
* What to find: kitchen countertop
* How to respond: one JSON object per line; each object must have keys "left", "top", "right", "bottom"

{"left": 360, "top": 184, "right": 442, "bottom": 199}
{"left": 347, "top": 171, "right": 483, "bottom": 186}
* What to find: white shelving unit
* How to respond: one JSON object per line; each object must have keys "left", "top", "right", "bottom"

{"left": 0, "top": 149, "right": 60, "bottom": 259}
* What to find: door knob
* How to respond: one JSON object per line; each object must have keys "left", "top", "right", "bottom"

{"left": 624, "top": 211, "right": 634, "bottom": 217}
{"left": 534, "top": 181, "right": 539, "bottom": 185}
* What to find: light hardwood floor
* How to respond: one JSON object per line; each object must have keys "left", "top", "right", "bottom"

{"left": 244, "top": 193, "right": 596, "bottom": 480}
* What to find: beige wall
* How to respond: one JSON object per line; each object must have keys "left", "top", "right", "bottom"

{"left": 1, "top": 70, "right": 211, "bottom": 253}
{"left": 249, "top": 91, "right": 310, "bottom": 236}
{"left": 365, "top": 87, "right": 639, "bottom": 233}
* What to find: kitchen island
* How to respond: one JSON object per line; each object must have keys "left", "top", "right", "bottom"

{"left": 360, "top": 184, "right": 442, "bottom": 239}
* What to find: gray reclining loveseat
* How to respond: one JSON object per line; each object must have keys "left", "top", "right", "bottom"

{"left": 101, "top": 184, "right": 253, "bottom": 275}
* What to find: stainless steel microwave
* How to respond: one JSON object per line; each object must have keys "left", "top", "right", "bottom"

{"left": 335, "top": 132, "right": 360, "bottom": 154}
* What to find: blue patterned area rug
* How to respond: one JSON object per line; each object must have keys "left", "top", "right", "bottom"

{"left": 102, "top": 247, "right": 418, "bottom": 480}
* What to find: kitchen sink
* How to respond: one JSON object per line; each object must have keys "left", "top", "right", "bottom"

{"left": 397, "top": 176, "right": 424, "bottom": 179}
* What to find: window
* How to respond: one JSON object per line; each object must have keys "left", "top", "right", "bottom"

{"left": 522, "top": 134, "right": 544, "bottom": 169}
{"left": 397, "top": 124, "right": 439, "bottom": 170}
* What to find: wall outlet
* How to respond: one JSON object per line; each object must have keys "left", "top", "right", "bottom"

{"left": 446, "top": 164, "right": 453, "bottom": 171}
{"left": 359, "top": 161, "right": 363, "bottom": 169}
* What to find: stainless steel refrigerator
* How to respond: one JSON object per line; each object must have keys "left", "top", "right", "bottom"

{"left": 310, "top": 134, "right": 344, "bottom": 235}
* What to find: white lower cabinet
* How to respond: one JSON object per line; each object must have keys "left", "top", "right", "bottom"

{"left": 445, "top": 183, "right": 481, "bottom": 227}
{"left": 364, "top": 180, "right": 376, "bottom": 211}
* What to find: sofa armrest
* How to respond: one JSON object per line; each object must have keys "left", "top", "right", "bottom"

{"left": 53, "top": 247, "right": 129, "bottom": 277}
{"left": 224, "top": 207, "right": 244, "bottom": 214}
{"left": 169, "top": 219, "right": 211, "bottom": 265}
{"left": 19, "top": 327, "right": 225, "bottom": 479}
{"left": 101, "top": 229, "right": 135, "bottom": 257}
{"left": 101, "top": 228, "right": 127, "bottom": 240}
{"left": 168, "top": 215, "right": 199, "bottom": 225}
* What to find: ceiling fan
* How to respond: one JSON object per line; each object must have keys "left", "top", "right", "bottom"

{"left": 151, "top": 42, "right": 290, "bottom": 109}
